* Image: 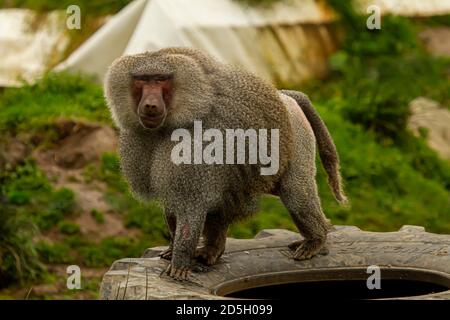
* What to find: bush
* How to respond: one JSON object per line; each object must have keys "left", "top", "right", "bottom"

{"left": 78, "top": 237, "right": 148, "bottom": 267}
{"left": 0, "top": 200, "right": 42, "bottom": 287}
{"left": 300, "top": 0, "right": 450, "bottom": 204}
{"left": 91, "top": 209, "right": 105, "bottom": 224}
{"left": 58, "top": 221, "right": 80, "bottom": 235}
{"left": 313, "top": 2, "right": 450, "bottom": 142}
{"left": 1, "top": 160, "right": 75, "bottom": 230}
{"left": 125, "top": 203, "right": 167, "bottom": 240}
{"left": 34, "top": 188, "right": 76, "bottom": 230}
{"left": 0, "top": 0, "right": 131, "bottom": 15}
{"left": 36, "top": 242, "right": 74, "bottom": 264}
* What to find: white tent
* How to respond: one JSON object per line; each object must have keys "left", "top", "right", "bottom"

{"left": 0, "top": 9, "right": 68, "bottom": 87}
{"left": 56, "top": 0, "right": 340, "bottom": 84}
{"left": 56, "top": 0, "right": 450, "bottom": 84}
{"left": 2, "top": 0, "right": 450, "bottom": 87}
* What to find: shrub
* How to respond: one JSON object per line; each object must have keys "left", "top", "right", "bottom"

{"left": 36, "top": 242, "right": 74, "bottom": 264}
{"left": 91, "top": 209, "right": 105, "bottom": 224}
{"left": 0, "top": 200, "right": 42, "bottom": 287}
{"left": 315, "top": 1, "right": 450, "bottom": 142}
{"left": 58, "top": 221, "right": 81, "bottom": 235}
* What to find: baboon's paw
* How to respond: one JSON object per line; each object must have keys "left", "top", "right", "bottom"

{"left": 290, "top": 239, "right": 326, "bottom": 261}
{"left": 165, "top": 263, "right": 190, "bottom": 281}
{"left": 159, "top": 247, "right": 173, "bottom": 260}
{"left": 288, "top": 240, "right": 303, "bottom": 250}
{"left": 195, "top": 246, "right": 222, "bottom": 266}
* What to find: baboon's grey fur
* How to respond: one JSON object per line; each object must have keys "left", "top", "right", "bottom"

{"left": 104, "top": 47, "right": 347, "bottom": 280}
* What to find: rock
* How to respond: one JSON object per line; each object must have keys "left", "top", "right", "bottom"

{"left": 100, "top": 226, "right": 450, "bottom": 300}
{"left": 408, "top": 97, "right": 450, "bottom": 159}
{"left": 419, "top": 27, "right": 450, "bottom": 57}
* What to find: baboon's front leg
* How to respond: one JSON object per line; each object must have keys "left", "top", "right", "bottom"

{"left": 166, "top": 210, "right": 207, "bottom": 280}
{"left": 196, "top": 213, "right": 228, "bottom": 265}
{"left": 159, "top": 210, "right": 176, "bottom": 260}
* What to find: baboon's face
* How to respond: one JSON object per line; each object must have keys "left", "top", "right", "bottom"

{"left": 130, "top": 74, "right": 173, "bottom": 129}
{"left": 105, "top": 50, "right": 214, "bottom": 131}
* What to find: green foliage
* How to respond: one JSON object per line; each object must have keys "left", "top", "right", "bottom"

{"left": 415, "top": 15, "right": 450, "bottom": 27}
{"left": 316, "top": 2, "right": 450, "bottom": 141}
{"left": 90, "top": 209, "right": 104, "bottom": 224}
{"left": 230, "top": 196, "right": 293, "bottom": 238}
{"left": 83, "top": 153, "right": 126, "bottom": 191}
{"left": 50, "top": 188, "right": 76, "bottom": 215}
{"left": 34, "top": 188, "right": 76, "bottom": 230}
{"left": 37, "top": 235, "right": 149, "bottom": 267}
{"left": 1, "top": 160, "right": 76, "bottom": 232}
{"left": 0, "top": 72, "right": 110, "bottom": 133}
{"left": 299, "top": 1, "right": 450, "bottom": 224}
{"left": 400, "top": 136, "right": 450, "bottom": 190}
{"left": 0, "top": 0, "right": 131, "bottom": 15}
{"left": 0, "top": 160, "right": 80, "bottom": 286}
{"left": 3, "top": 160, "right": 51, "bottom": 201}
{"left": 98, "top": 153, "right": 126, "bottom": 191}
{"left": 78, "top": 237, "right": 148, "bottom": 267}
{"left": 0, "top": 201, "right": 42, "bottom": 287}
{"left": 58, "top": 221, "right": 80, "bottom": 235}
{"left": 124, "top": 203, "right": 168, "bottom": 241}
{"left": 36, "top": 242, "right": 74, "bottom": 264}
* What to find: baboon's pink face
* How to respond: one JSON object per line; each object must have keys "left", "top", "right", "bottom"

{"left": 130, "top": 74, "right": 173, "bottom": 129}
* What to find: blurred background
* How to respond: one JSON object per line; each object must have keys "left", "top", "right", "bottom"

{"left": 0, "top": 0, "right": 449, "bottom": 299}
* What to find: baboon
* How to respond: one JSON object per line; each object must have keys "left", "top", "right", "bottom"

{"left": 104, "top": 47, "right": 347, "bottom": 280}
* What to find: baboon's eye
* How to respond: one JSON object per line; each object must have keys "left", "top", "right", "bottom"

{"left": 131, "top": 74, "right": 173, "bottom": 82}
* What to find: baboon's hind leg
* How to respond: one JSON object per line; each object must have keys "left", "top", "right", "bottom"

{"left": 279, "top": 169, "right": 331, "bottom": 261}
{"left": 195, "top": 213, "right": 228, "bottom": 266}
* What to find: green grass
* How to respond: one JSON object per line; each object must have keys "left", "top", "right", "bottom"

{"left": 90, "top": 209, "right": 105, "bottom": 224}
{"left": 58, "top": 221, "right": 80, "bottom": 235}
{"left": 36, "top": 242, "right": 74, "bottom": 264}
{"left": 2, "top": 160, "right": 77, "bottom": 231}
{"left": 0, "top": 0, "right": 131, "bottom": 15}
{"left": 0, "top": 199, "right": 43, "bottom": 287}
{"left": 0, "top": 72, "right": 110, "bottom": 133}
{"left": 36, "top": 235, "right": 150, "bottom": 268}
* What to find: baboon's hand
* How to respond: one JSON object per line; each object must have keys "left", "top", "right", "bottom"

{"left": 159, "top": 246, "right": 173, "bottom": 260}
{"left": 289, "top": 238, "right": 327, "bottom": 260}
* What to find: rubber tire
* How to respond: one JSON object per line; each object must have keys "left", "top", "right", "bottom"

{"left": 100, "top": 225, "right": 450, "bottom": 300}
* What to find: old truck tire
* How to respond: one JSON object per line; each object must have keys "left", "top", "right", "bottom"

{"left": 99, "top": 225, "right": 450, "bottom": 300}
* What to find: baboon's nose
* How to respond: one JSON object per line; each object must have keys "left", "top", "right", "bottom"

{"left": 144, "top": 104, "right": 157, "bottom": 111}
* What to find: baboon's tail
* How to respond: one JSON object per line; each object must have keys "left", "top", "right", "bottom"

{"left": 280, "top": 90, "right": 348, "bottom": 205}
